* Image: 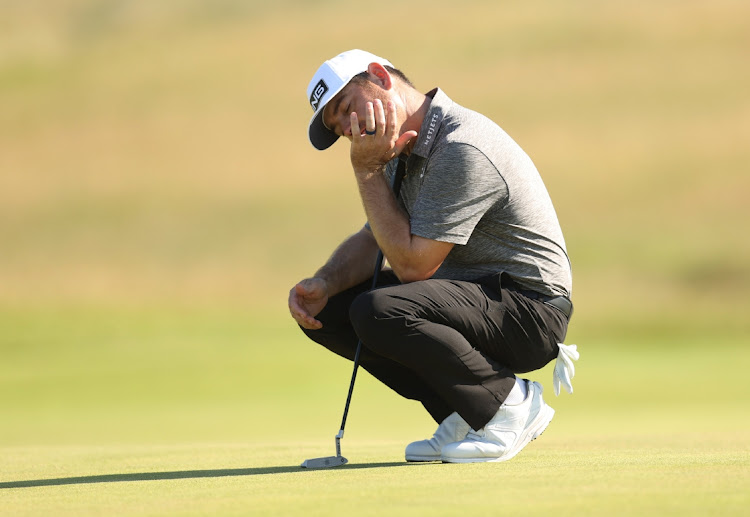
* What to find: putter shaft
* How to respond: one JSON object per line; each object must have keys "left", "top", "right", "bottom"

{"left": 301, "top": 159, "right": 406, "bottom": 469}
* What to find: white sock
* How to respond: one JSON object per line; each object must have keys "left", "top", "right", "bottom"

{"left": 504, "top": 377, "right": 528, "bottom": 406}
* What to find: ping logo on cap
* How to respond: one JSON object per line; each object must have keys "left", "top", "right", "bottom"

{"left": 310, "top": 79, "right": 329, "bottom": 112}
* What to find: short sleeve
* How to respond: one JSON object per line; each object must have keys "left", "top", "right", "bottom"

{"left": 410, "top": 144, "right": 508, "bottom": 245}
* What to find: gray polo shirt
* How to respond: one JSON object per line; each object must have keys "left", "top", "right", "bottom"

{"left": 381, "top": 88, "right": 572, "bottom": 298}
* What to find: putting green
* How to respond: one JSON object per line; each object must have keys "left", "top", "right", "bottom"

{"left": 1, "top": 309, "right": 748, "bottom": 516}
{"left": 1, "top": 438, "right": 747, "bottom": 516}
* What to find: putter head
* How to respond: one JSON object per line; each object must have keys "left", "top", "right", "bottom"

{"left": 300, "top": 430, "right": 348, "bottom": 469}
{"left": 300, "top": 455, "right": 348, "bottom": 469}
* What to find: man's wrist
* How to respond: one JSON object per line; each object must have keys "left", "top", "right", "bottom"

{"left": 312, "top": 268, "right": 335, "bottom": 293}
{"left": 353, "top": 163, "right": 387, "bottom": 182}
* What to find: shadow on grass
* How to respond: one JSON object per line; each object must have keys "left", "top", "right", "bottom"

{"left": 1, "top": 462, "right": 418, "bottom": 489}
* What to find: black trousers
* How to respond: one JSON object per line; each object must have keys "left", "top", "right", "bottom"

{"left": 301, "top": 271, "right": 569, "bottom": 431}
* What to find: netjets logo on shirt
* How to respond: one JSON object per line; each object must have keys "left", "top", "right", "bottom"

{"left": 310, "top": 79, "right": 329, "bottom": 112}
{"left": 424, "top": 113, "right": 439, "bottom": 144}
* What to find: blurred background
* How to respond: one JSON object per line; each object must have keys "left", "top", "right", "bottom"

{"left": 1, "top": 0, "right": 748, "bottom": 447}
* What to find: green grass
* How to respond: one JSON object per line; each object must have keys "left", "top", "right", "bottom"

{"left": 1, "top": 308, "right": 749, "bottom": 515}
{"left": 2, "top": 441, "right": 747, "bottom": 516}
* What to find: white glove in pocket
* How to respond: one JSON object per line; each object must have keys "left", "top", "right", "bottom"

{"left": 553, "top": 343, "right": 579, "bottom": 396}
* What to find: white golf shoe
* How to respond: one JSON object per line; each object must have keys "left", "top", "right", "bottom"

{"left": 441, "top": 380, "right": 554, "bottom": 463}
{"left": 405, "top": 412, "right": 471, "bottom": 462}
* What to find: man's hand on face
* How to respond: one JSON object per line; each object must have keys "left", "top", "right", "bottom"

{"left": 349, "top": 99, "right": 417, "bottom": 177}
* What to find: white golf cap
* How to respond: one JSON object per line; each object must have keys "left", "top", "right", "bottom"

{"left": 306, "top": 49, "right": 393, "bottom": 150}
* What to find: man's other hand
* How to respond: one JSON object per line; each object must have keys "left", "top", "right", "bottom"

{"left": 288, "top": 277, "right": 329, "bottom": 330}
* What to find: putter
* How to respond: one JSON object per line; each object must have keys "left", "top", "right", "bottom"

{"left": 301, "top": 159, "right": 406, "bottom": 470}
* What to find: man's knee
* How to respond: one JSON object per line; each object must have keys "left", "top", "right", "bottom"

{"left": 299, "top": 324, "right": 323, "bottom": 345}
{"left": 349, "top": 290, "right": 376, "bottom": 338}
{"left": 349, "top": 289, "right": 406, "bottom": 353}
{"left": 297, "top": 301, "right": 361, "bottom": 361}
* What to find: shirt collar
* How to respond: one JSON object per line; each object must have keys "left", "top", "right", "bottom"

{"left": 411, "top": 88, "right": 452, "bottom": 159}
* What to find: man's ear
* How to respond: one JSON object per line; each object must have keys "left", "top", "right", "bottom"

{"left": 367, "top": 62, "right": 393, "bottom": 90}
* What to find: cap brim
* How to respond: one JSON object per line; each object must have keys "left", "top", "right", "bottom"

{"left": 309, "top": 109, "right": 340, "bottom": 150}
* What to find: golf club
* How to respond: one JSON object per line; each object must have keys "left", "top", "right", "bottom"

{"left": 301, "top": 158, "right": 406, "bottom": 469}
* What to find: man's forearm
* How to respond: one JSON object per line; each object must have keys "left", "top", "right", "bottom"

{"left": 354, "top": 169, "right": 454, "bottom": 283}
{"left": 314, "top": 229, "right": 380, "bottom": 297}
{"left": 355, "top": 171, "right": 415, "bottom": 277}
